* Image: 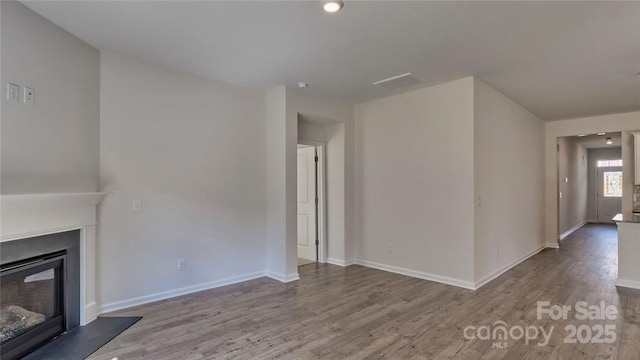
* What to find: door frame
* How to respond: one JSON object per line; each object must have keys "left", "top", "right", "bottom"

{"left": 556, "top": 140, "right": 561, "bottom": 244}
{"left": 298, "top": 139, "right": 326, "bottom": 263}
{"left": 595, "top": 166, "right": 623, "bottom": 223}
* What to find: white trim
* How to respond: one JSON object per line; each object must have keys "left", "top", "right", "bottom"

{"left": 98, "top": 271, "right": 266, "bottom": 314}
{"left": 326, "top": 258, "right": 356, "bottom": 267}
{"left": 0, "top": 224, "right": 95, "bottom": 243}
{"left": 345, "top": 259, "right": 356, "bottom": 266}
{"left": 559, "top": 220, "right": 588, "bottom": 241}
{"left": 474, "top": 244, "right": 546, "bottom": 290}
{"left": 616, "top": 278, "right": 640, "bottom": 290}
{"left": 0, "top": 192, "right": 108, "bottom": 205}
{"left": 595, "top": 166, "right": 600, "bottom": 224}
{"left": 353, "top": 259, "right": 475, "bottom": 290}
{"left": 266, "top": 271, "right": 300, "bottom": 283}
{"left": 326, "top": 258, "right": 344, "bottom": 266}
{"left": 79, "top": 227, "right": 90, "bottom": 325}
{"left": 0, "top": 192, "right": 107, "bottom": 242}
{"left": 85, "top": 302, "right": 98, "bottom": 323}
{"left": 298, "top": 139, "right": 327, "bottom": 264}
{"left": 546, "top": 242, "right": 560, "bottom": 249}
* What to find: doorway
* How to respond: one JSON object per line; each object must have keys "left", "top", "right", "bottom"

{"left": 556, "top": 132, "right": 622, "bottom": 240}
{"left": 596, "top": 161, "right": 623, "bottom": 223}
{"left": 296, "top": 142, "right": 326, "bottom": 267}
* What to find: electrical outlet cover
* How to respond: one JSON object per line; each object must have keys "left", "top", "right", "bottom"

{"left": 23, "top": 87, "right": 34, "bottom": 105}
{"left": 7, "top": 83, "right": 19, "bottom": 102}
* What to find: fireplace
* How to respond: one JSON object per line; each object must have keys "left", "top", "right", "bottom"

{"left": 0, "top": 230, "right": 80, "bottom": 360}
{"left": 1, "top": 252, "right": 66, "bottom": 359}
{"left": 1, "top": 192, "right": 107, "bottom": 329}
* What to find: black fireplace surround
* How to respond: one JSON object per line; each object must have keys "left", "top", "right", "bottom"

{"left": 0, "top": 230, "right": 80, "bottom": 360}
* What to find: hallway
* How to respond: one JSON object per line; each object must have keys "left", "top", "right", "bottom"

{"left": 558, "top": 223, "right": 619, "bottom": 287}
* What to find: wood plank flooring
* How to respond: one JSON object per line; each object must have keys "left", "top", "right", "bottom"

{"left": 90, "top": 224, "right": 640, "bottom": 359}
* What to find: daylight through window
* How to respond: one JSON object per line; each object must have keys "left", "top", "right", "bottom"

{"left": 597, "top": 159, "right": 622, "bottom": 167}
{"left": 603, "top": 171, "right": 623, "bottom": 197}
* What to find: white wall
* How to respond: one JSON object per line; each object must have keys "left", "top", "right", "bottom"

{"left": 98, "top": 52, "right": 267, "bottom": 310}
{"left": 586, "top": 147, "right": 622, "bottom": 221}
{"left": 556, "top": 137, "right": 588, "bottom": 235}
{"left": 473, "top": 79, "right": 545, "bottom": 286}
{"left": 1, "top": 1, "right": 99, "bottom": 194}
{"left": 264, "top": 87, "right": 300, "bottom": 281}
{"left": 354, "top": 77, "right": 476, "bottom": 286}
{"left": 265, "top": 87, "right": 288, "bottom": 280}
{"left": 545, "top": 111, "right": 640, "bottom": 246}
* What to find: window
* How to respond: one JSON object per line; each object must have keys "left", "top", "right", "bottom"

{"left": 597, "top": 159, "right": 622, "bottom": 167}
{"left": 603, "top": 171, "right": 623, "bottom": 197}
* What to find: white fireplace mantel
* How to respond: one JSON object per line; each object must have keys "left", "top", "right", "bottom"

{"left": 1, "top": 192, "right": 108, "bottom": 325}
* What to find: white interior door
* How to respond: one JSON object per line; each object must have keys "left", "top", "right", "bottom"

{"left": 597, "top": 167, "right": 622, "bottom": 223}
{"left": 297, "top": 146, "right": 317, "bottom": 261}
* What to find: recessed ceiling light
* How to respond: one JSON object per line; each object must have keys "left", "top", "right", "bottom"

{"left": 606, "top": 138, "right": 613, "bottom": 145}
{"left": 322, "top": 0, "right": 344, "bottom": 13}
{"left": 577, "top": 134, "right": 587, "bottom": 137}
{"left": 297, "top": 82, "right": 308, "bottom": 89}
{"left": 597, "top": 132, "right": 606, "bottom": 136}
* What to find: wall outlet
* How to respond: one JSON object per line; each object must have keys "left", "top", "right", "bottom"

{"left": 7, "top": 83, "right": 19, "bottom": 102}
{"left": 23, "top": 87, "right": 34, "bottom": 105}
{"left": 132, "top": 200, "right": 142, "bottom": 212}
{"left": 386, "top": 242, "right": 393, "bottom": 253}
{"left": 177, "top": 258, "right": 186, "bottom": 271}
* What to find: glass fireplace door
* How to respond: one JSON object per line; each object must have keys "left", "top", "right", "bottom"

{"left": 0, "top": 252, "right": 66, "bottom": 360}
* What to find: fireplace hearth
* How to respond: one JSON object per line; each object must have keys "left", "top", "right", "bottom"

{"left": 0, "top": 231, "right": 80, "bottom": 360}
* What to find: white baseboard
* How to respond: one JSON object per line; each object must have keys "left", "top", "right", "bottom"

{"left": 353, "top": 259, "right": 475, "bottom": 290}
{"left": 326, "top": 258, "right": 345, "bottom": 266}
{"left": 82, "top": 302, "right": 98, "bottom": 326}
{"left": 266, "top": 271, "right": 300, "bottom": 283}
{"left": 98, "top": 271, "right": 265, "bottom": 315}
{"left": 345, "top": 258, "right": 356, "bottom": 266}
{"left": 616, "top": 278, "right": 640, "bottom": 290}
{"left": 473, "top": 244, "right": 546, "bottom": 290}
{"left": 559, "top": 220, "right": 588, "bottom": 241}
{"left": 546, "top": 242, "right": 560, "bottom": 249}
{"left": 326, "top": 258, "right": 356, "bottom": 267}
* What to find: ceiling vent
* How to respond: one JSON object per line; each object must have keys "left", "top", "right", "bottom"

{"left": 373, "top": 73, "right": 422, "bottom": 90}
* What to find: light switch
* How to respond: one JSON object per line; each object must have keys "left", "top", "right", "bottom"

{"left": 7, "top": 83, "right": 18, "bottom": 102}
{"left": 132, "top": 200, "right": 142, "bottom": 212}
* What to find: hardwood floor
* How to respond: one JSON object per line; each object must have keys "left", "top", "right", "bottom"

{"left": 90, "top": 224, "right": 640, "bottom": 359}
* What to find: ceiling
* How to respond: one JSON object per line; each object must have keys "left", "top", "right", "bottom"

{"left": 572, "top": 132, "right": 622, "bottom": 149}
{"left": 22, "top": 1, "right": 640, "bottom": 120}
